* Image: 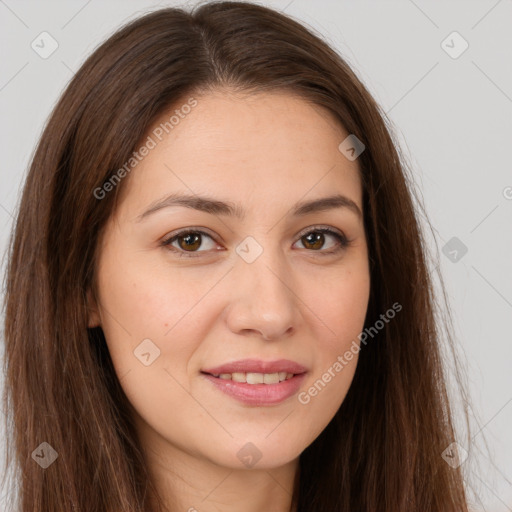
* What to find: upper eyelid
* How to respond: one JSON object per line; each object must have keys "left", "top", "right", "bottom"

{"left": 295, "top": 225, "right": 345, "bottom": 239}
{"left": 163, "top": 227, "right": 219, "bottom": 245}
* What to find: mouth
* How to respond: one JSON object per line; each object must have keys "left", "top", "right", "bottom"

{"left": 200, "top": 359, "right": 307, "bottom": 406}
{"left": 202, "top": 371, "right": 296, "bottom": 384}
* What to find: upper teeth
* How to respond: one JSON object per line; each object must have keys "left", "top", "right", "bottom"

{"left": 211, "top": 372, "right": 294, "bottom": 384}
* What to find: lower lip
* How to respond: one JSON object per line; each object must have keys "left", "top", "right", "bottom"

{"left": 202, "top": 373, "right": 307, "bottom": 406}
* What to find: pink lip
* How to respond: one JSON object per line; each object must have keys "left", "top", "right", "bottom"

{"left": 201, "top": 359, "right": 308, "bottom": 406}
{"left": 202, "top": 373, "right": 307, "bottom": 406}
{"left": 202, "top": 358, "right": 307, "bottom": 375}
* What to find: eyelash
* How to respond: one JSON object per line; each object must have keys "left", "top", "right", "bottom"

{"left": 160, "top": 226, "right": 350, "bottom": 258}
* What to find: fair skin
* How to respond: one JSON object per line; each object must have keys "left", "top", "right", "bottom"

{"left": 88, "top": 89, "right": 370, "bottom": 512}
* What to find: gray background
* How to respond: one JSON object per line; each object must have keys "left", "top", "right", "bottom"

{"left": 1, "top": 0, "right": 511, "bottom": 510}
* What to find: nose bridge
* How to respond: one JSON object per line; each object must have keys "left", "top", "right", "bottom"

{"left": 227, "top": 234, "right": 298, "bottom": 339}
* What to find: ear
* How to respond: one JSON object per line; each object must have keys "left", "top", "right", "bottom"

{"left": 86, "top": 288, "right": 101, "bottom": 328}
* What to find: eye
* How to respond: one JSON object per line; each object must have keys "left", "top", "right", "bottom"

{"left": 161, "top": 229, "right": 219, "bottom": 257}
{"left": 293, "top": 226, "right": 349, "bottom": 255}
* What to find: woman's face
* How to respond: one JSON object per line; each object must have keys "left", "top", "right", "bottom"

{"left": 89, "top": 90, "right": 370, "bottom": 470}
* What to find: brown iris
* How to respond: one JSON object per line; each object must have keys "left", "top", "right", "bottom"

{"left": 301, "top": 232, "right": 325, "bottom": 250}
{"left": 177, "top": 233, "right": 202, "bottom": 251}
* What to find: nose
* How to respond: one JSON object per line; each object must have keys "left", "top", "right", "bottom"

{"left": 224, "top": 245, "right": 299, "bottom": 341}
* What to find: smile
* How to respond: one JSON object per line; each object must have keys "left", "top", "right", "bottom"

{"left": 207, "top": 371, "right": 295, "bottom": 384}
{"left": 200, "top": 359, "right": 308, "bottom": 406}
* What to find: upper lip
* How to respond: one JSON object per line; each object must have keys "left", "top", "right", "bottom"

{"left": 202, "top": 359, "right": 307, "bottom": 375}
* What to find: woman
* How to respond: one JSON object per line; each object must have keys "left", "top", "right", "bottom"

{"left": 2, "top": 1, "right": 470, "bottom": 510}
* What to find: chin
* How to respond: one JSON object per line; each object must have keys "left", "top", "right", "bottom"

{"left": 204, "top": 435, "right": 306, "bottom": 471}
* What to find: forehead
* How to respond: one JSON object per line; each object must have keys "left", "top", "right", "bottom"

{"left": 116, "top": 90, "right": 363, "bottom": 218}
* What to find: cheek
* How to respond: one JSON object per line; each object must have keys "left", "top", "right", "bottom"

{"left": 295, "top": 263, "right": 369, "bottom": 435}
{"left": 311, "top": 256, "right": 370, "bottom": 347}
{"left": 95, "top": 248, "right": 207, "bottom": 385}
{"left": 97, "top": 243, "right": 201, "bottom": 337}
{"left": 95, "top": 257, "right": 209, "bottom": 441}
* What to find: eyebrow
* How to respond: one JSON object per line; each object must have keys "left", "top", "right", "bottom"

{"left": 135, "top": 192, "right": 362, "bottom": 222}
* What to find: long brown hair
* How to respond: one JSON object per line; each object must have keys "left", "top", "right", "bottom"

{"left": 2, "top": 1, "right": 470, "bottom": 510}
